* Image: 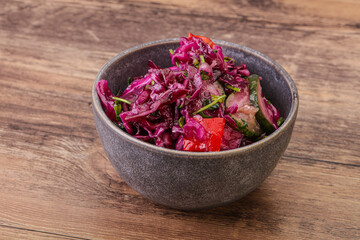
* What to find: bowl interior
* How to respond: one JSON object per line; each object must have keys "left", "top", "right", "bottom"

{"left": 98, "top": 39, "right": 294, "bottom": 121}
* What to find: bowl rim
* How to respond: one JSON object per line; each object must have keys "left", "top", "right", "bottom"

{"left": 92, "top": 38, "right": 299, "bottom": 158}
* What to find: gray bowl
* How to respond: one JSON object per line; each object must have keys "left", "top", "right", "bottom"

{"left": 92, "top": 38, "right": 298, "bottom": 210}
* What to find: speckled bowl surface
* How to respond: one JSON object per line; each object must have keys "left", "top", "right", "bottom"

{"left": 92, "top": 38, "right": 298, "bottom": 210}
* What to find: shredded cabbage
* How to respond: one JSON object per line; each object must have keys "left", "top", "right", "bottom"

{"left": 97, "top": 34, "right": 282, "bottom": 151}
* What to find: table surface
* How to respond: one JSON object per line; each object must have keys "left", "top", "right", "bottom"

{"left": 0, "top": 0, "right": 359, "bottom": 239}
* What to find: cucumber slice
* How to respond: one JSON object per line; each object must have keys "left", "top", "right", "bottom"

{"left": 229, "top": 114, "right": 260, "bottom": 138}
{"left": 225, "top": 87, "right": 249, "bottom": 110}
{"left": 225, "top": 84, "right": 262, "bottom": 138}
{"left": 248, "top": 74, "right": 276, "bottom": 134}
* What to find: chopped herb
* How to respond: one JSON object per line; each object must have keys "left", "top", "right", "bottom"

{"left": 112, "top": 97, "right": 132, "bottom": 105}
{"left": 277, "top": 117, "right": 284, "bottom": 127}
{"left": 193, "top": 59, "right": 199, "bottom": 68}
{"left": 203, "top": 98, "right": 219, "bottom": 110}
{"left": 127, "top": 77, "right": 134, "bottom": 86}
{"left": 178, "top": 116, "right": 185, "bottom": 128}
{"left": 211, "top": 94, "right": 226, "bottom": 103}
{"left": 224, "top": 57, "right": 235, "bottom": 63}
{"left": 194, "top": 94, "right": 226, "bottom": 114}
{"left": 113, "top": 100, "right": 122, "bottom": 121}
{"left": 201, "top": 70, "right": 210, "bottom": 80}
{"left": 200, "top": 55, "right": 206, "bottom": 63}
{"left": 225, "top": 84, "right": 241, "bottom": 92}
{"left": 169, "top": 49, "right": 181, "bottom": 69}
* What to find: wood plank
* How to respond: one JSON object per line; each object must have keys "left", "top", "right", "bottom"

{"left": 1, "top": 28, "right": 359, "bottom": 166}
{"left": 0, "top": 225, "right": 90, "bottom": 240}
{"left": 0, "top": 150, "right": 359, "bottom": 239}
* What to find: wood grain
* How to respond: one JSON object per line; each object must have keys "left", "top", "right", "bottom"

{"left": 0, "top": 0, "right": 359, "bottom": 239}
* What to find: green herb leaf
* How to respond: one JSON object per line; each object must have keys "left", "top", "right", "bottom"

{"left": 113, "top": 100, "right": 122, "bottom": 121}
{"left": 225, "top": 84, "right": 241, "bottom": 92}
{"left": 200, "top": 55, "right": 206, "bottom": 63}
{"left": 112, "top": 97, "right": 132, "bottom": 105}
{"left": 201, "top": 70, "right": 210, "bottom": 80}
{"left": 170, "top": 49, "right": 187, "bottom": 76}
{"left": 277, "top": 117, "right": 284, "bottom": 127}
{"left": 211, "top": 94, "right": 226, "bottom": 103}
{"left": 193, "top": 59, "right": 199, "bottom": 68}
{"left": 202, "top": 98, "right": 219, "bottom": 110}
{"left": 127, "top": 77, "right": 134, "bottom": 86}
{"left": 178, "top": 116, "right": 185, "bottom": 128}
{"left": 194, "top": 94, "right": 226, "bottom": 114}
{"left": 175, "top": 61, "right": 180, "bottom": 69}
{"left": 224, "top": 57, "right": 235, "bottom": 63}
{"left": 169, "top": 49, "right": 181, "bottom": 70}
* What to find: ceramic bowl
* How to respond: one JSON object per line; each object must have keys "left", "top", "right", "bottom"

{"left": 92, "top": 38, "right": 298, "bottom": 210}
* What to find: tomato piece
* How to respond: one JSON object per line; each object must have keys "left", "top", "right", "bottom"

{"left": 183, "top": 138, "right": 207, "bottom": 152}
{"left": 199, "top": 117, "right": 225, "bottom": 151}
{"left": 183, "top": 117, "right": 225, "bottom": 152}
{"left": 188, "top": 33, "right": 215, "bottom": 49}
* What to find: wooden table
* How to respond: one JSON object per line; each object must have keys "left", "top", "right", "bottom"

{"left": 0, "top": 0, "right": 359, "bottom": 239}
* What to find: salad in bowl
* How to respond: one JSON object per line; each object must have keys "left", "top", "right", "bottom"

{"left": 97, "top": 33, "right": 284, "bottom": 152}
